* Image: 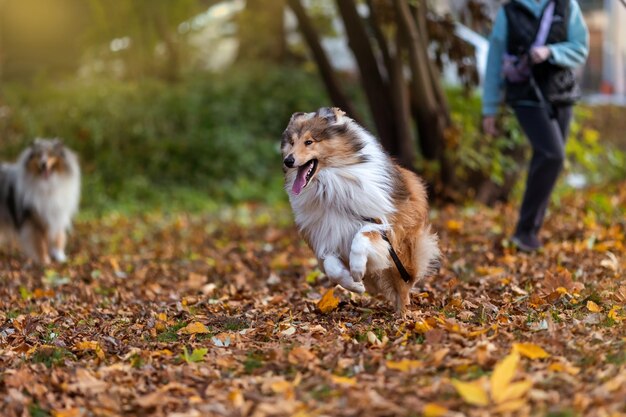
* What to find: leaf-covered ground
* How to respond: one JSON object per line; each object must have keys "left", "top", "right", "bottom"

{"left": 1, "top": 185, "right": 625, "bottom": 417}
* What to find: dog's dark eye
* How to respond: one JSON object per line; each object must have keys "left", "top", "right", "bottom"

{"left": 304, "top": 140, "right": 313, "bottom": 146}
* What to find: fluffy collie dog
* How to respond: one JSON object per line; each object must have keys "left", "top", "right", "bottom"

{"left": 282, "top": 107, "right": 440, "bottom": 314}
{"left": 0, "top": 138, "right": 80, "bottom": 264}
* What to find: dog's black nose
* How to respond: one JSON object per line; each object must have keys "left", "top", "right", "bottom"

{"left": 284, "top": 154, "right": 295, "bottom": 168}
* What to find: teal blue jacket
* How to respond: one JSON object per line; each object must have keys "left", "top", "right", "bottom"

{"left": 482, "top": 0, "right": 589, "bottom": 115}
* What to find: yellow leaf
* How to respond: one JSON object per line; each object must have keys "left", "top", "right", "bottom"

{"left": 490, "top": 351, "right": 520, "bottom": 403}
{"left": 476, "top": 266, "right": 506, "bottom": 276}
{"left": 513, "top": 343, "right": 550, "bottom": 359}
{"left": 446, "top": 219, "right": 463, "bottom": 232}
{"left": 179, "top": 321, "right": 210, "bottom": 335}
{"left": 318, "top": 288, "right": 340, "bottom": 313}
{"left": 548, "top": 362, "right": 580, "bottom": 375}
{"left": 414, "top": 320, "right": 433, "bottom": 333}
{"left": 493, "top": 398, "right": 526, "bottom": 413}
{"left": 495, "top": 379, "right": 532, "bottom": 404}
{"left": 586, "top": 300, "right": 602, "bottom": 312}
{"left": 451, "top": 379, "right": 489, "bottom": 406}
{"left": 52, "top": 408, "right": 81, "bottom": 417}
{"left": 468, "top": 327, "right": 490, "bottom": 337}
{"left": 228, "top": 389, "right": 244, "bottom": 407}
{"left": 270, "top": 379, "right": 293, "bottom": 394}
{"left": 75, "top": 341, "right": 105, "bottom": 360}
{"left": 423, "top": 403, "right": 448, "bottom": 417}
{"left": 386, "top": 359, "right": 422, "bottom": 372}
{"left": 330, "top": 375, "right": 356, "bottom": 386}
{"left": 608, "top": 305, "right": 623, "bottom": 321}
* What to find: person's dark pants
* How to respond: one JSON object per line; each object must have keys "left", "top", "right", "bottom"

{"left": 513, "top": 104, "right": 573, "bottom": 237}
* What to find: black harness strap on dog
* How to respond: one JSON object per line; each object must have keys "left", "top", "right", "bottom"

{"left": 362, "top": 217, "right": 412, "bottom": 283}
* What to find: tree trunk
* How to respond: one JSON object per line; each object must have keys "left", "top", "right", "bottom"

{"left": 367, "top": 0, "right": 415, "bottom": 169}
{"left": 389, "top": 30, "right": 415, "bottom": 169}
{"left": 413, "top": 0, "right": 451, "bottom": 125}
{"left": 237, "top": 0, "right": 287, "bottom": 63}
{"left": 287, "top": 0, "right": 361, "bottom": 122}
{"left": 335, "top": 0, "right": 398, "bottom": 156}
{"left": 393, "top": 0, "right": 454, "bottom": 186}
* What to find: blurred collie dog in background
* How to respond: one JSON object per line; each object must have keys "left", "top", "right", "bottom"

{"left": 281, "top": 108, "right": 439, "bottom": 314}
{"left": 0, "top": 138, "right": 80, "bottom": 264}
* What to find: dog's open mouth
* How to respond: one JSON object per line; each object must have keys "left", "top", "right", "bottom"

{"left": 291, "top": 159, "right": 318, "bottom": 195}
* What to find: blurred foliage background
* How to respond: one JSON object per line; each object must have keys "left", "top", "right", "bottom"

{"left": 0, "top": 0, "right": 624, "bottom": 216}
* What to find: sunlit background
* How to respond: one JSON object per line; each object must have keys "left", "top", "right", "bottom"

{"left": 0, "top": 0, "right": 624, "bottom": 216}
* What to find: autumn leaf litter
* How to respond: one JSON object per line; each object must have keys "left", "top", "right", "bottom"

{"left": 0, "top": 185, "right": 625, "bottom": 417}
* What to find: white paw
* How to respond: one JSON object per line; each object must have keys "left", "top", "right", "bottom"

{"left": 350, "top": 263, "right": 366, "bottom": 282}
{"left": 341, "top": 279, "right": 365, "bottom": 294}
{"left": 50, "top": 249, "right": 67, "bottom": 263}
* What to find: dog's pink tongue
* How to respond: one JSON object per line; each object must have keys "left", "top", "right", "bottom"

{"left": 291, "top": 165, "right": 308, "bottom": 195}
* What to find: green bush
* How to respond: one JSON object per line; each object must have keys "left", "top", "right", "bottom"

{"left": 0, "top": 67, "right": 330, "bottom": 214}
{"left": 1, "top": 73, "right": 622, "bottom": 215}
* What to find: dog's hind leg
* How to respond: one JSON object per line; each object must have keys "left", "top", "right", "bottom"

{"left": 323, "top": 255, "right": 365, "bottom": 294}
{"left": 349, "top": 228, "right": 391, "bottom": 283}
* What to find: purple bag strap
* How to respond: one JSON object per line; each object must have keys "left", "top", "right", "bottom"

{"left": 533, "top": 1, "right": 555, "bottom": 47}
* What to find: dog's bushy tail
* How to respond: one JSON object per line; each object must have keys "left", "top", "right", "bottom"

{"left": 415, "top": 225, "right": 441, "bottom": 281}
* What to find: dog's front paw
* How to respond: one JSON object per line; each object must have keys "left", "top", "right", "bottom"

{"left": 350, "top": 265, "right": 365, "bottom": 283}
{"left": 341, "top": 279, "right": 365, "bottom": 294}
{"left": 50, "top": 249, "right": 67, "bottom": 263}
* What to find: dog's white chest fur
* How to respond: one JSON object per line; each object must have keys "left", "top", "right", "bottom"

{"left": 18, "top": 170, "right": 80, "bottom": 235}
{"left": 287, "top": 139, "right": 395, "bottom": 261}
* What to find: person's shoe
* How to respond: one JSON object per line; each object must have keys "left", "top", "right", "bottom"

{"left": 511, "top": 232, "right": 542, "bottom": 252}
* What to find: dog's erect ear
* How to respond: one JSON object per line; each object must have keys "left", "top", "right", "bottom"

{"left": 52, "top": 138, "right": 64, "bottom": 149}
{"left": 286, "top": 112, "right": 305, "bottom": 129}
{"left": 316, "top": 107, "right": 345, "bottom": 124}
{"left": 290, "top": 112, "right": 306, "bottom": 121}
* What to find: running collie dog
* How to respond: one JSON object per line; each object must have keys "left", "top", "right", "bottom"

{"left": 0, "top": 138, "right": 80, "bottom": 264}
{"left": 281, "top": 107, "right": 439, "bottom": 314}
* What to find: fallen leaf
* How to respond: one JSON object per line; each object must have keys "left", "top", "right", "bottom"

{"left": 495, "top": 379, "right": 532, "bottom": 404}
{"left": 52, "top": 409, "right": 81, "bottom": 417}
{"left": 451, "top": 378, "right": 489, "bottom": 406}
{"left": 446, "top": 219, "right": 463, "bottom": 232}
{"left": 288, "top": 346, "right": 316, "bottom": 365}
{"left": 179, "top": 321, "right": 210, "bottom": 335}
{"left": 280, "top": 326, "right": 296, "bottom": 336}
{"left": 513, "top": 343, "right": 550, "bottom": 359}
{"left": 493, "top": 398, "right": 526, "bottom": 413}
{"left": 548, "top": 362, "right": 580, "bottom": 375}
{"left": 179, "top": 347, "right": 207, "bottom": 363}
{"left": 386, "top": 359, "right": 422, "bottom": 372}
{"left": 423, "top": 402, "right": 448, "bottom": 417}
{"left": 75, "top": 341, "right": 105, "bottom": 360}
{"left": 228, "top": 389, "right": 244, "bottom": 408}
{"left": 490, "top": 351, "right": 520, "bottom": 403}
{"left": 270, "top": 379, "right": 294, "bottom": 399}
{"left": 414, "top": 320, "right": 433, "bottom": 333}
{"left": 318, "top": 288, "right": 340, "bottom": 313}
{"left": 608, "top": 305, "right": 623, "bottom": 321}
{"left": 587, "top": 300, "right": 602, "bottom": 312}
{"left": 330, "top": 375, "right": 356, "bottom": 386}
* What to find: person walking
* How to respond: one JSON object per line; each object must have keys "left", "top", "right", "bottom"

{"left": 482, "top": 0, "right": 589, "bottom": 252}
